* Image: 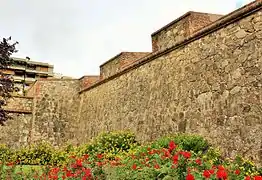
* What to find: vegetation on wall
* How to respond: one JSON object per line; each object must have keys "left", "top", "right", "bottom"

{"left": 0, "top": 37, "right": 18, "bottom": 125}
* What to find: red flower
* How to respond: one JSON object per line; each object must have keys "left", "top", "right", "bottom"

{"left": 76, "top": 159, "right": 83, "bottom": 167}
{"left": 245, "top": 176, "right": 251, "bottom": 180}
{"left": 131, "top": 154, "right": 136, "bottom": 159}
{"left": 83, "top": 168, "right": 92, "bottom": 177}
{"left": 209, "top": 169, "right": 214, "bottom": 174}
{"left": 154, "top": 164, "right": 160, "bottom": 169}
{"left": 132, "top": 164, "right": 137, "bottom": 170}
{"left": 66, "top": 170, "right": 74, "bottom": 177}
{"left": 254, "top": 176, "right": 262, "bottom": 180}
{"left": 83, "top": 154, "right": 89, "bottom": 160}
{"left": 181, "top": 151, "right": 191, "bottom": 159}
{"left": 110, "top": 160, "right": 120, "bottom": 166}
{"left": 50, "top": 167, "right": 60, "bottom": 174}
{"left": 218, "top": 165, "right": 225, "bottom": 170}
{"left": 63, "top": 166, "right": 68, "bottom": 171}
{"left": 203, "top": 169, "right": 214, "bottom": 179}
{"left": 216, "top": 169, "right": 227, "bottom": 180}
{"left": 148, "top": 150, "right": 155, "bottom": 155}
{"left": 168, "top": 141, "right": 176, "bottom": 152}
{"left": 235, "top": 169, "right": 240, "bottom": 175}
{"left": 97, "top": 154, "right": 103, "bottom": 159}
{"left": 195, "top": 159, "right": 202, "bottom": 165}
{"left": 96, "top": 161, "right": 103, "bottom": 166}
{"left": 163, "top": 149, "right": 171, "bottom": 158}
{"left": 186, "top": 173, "right": 195, "bottom": 180}
{"left": 6, "top": 162, "right": 14, "bottom": 167}
{"left": 187, "top": 167, "right": 191, "bottom": 173}
{"left": 173, "top": 154, "right": 179, "bottom": 164}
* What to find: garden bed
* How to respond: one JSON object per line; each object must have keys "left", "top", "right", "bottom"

{"left": 0, "top": 131, "right": 261, "bottom": 179}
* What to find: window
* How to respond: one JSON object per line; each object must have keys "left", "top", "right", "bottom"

{"left": 39, "top": 75, "right": 48, "bottom": 78}
{"left": 14, "top": 71, "right": 24, "bottom": 76}
{"left": 39, "top": 66, "right": 48, "bottom": 72}
{"left": 27, "top": 64, "right": 36, "bottom": 70}
{"left": 26, "top": 73, "right": 35, "bottom": 78}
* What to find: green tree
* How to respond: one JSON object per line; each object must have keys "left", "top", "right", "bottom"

{"left": 0, "top": 37, "right": 18, "bottom": 125}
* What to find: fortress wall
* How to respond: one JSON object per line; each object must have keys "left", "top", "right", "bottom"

{"left": 79, "top": 3, "right": 262, "bottom": 163}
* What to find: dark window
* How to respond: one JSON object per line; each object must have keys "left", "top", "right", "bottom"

{"left": 27, "top": 73, "right": 35, "bottom": 78}
{"left": 14, "top": 71, "right": 24, "bottom": 76}
{"left": 27, "top": 64, "right": 36, "bottom": 70}
{"left": 40, "top": 75, "right": 48, "bottom": 78}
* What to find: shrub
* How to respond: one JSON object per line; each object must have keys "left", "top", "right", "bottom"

{"left": 80, "top": 130, "right": 138, "bottom": 158}
{"left": 107, "top": 140, "right": 262, "bottom": 180}
{"left": 14, "top": 142, "right": 54, "bottom": 165}
{"left": 0, "top": 144, "right": 14, "bottom": 163}
{"left": 201, "top": 147, "right": 223, "bottom": 165}
{"left": 0, "top": 132, "right": 261, "bottom": 180}
{"left": 150, "top": 133, "right": 209, "bottom": 153}
{"left": 50, "top": 149, "right": 70, "bottom": 166}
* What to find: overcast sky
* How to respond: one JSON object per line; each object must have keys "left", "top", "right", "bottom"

{"left": 0, "top": 0, "right": 254, "bottom": 78}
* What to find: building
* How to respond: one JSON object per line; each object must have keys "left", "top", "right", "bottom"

{"left": 2, "top": 57, "right": 54, "bottom": 94}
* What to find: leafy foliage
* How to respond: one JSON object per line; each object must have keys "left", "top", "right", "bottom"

{"left": 0, "top": 36, "right": 18, "bottom": 125}
{"left": 80, "top": 130, "right": 139, "bottom": 159}
{"left": 14, "top": 142, "right": 54, "bottom": 165}
{"left": 150, "top": 133, "right": 209, "bottom": 153}
{"left": 0, "top": 131, "right": 261, "bottom": 179}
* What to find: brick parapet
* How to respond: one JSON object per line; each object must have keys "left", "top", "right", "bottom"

{"left": 80, "top": 0, "right": 262, "bottom": 94}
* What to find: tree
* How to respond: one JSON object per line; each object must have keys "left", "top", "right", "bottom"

{"left": 0, "top": 37, "right": 18, "bottom": 125}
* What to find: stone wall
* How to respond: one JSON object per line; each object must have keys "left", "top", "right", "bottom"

{"left": 0, "top": 113, "right": 32, "bottom": 148}
{"left": 79, "top": 76, "right": 100, "bottom": 90}
{"left": 151, "top": 12, "right": 222, "bottom": 52}
{"left": 0, "top": 96, "right": 33, "bottom": 147}
{"left": 100, "top": 52, "right": 149, "bottom": 79}
{"left": 4, "top": 96, "right": 33, "bottom": 113}
{"left": 79, "top": 3, "right": 262, "bottom": 163}
{"left": 28, "top": 79, "right": 81, "bottom": 146}
{"left": 0, "top": 0, "right": 261, "bottom": 165}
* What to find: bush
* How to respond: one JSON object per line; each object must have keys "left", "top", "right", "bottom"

{"left": 50, "top": 149, "right": 70, "bottom": 166}
{"left": 14, "top": 142, "right": 54, "bottom": 165}
{"left": 80, "top": 130, "right": 138, "bottom": 158}
{"left": 0, "top": 144, "right": 14, "bottom": 163}
{"left": 150, "top": 133, "right": 209, "bottom": 153}
{"left": 0, "top": 131, "right": 138, "bottom": 166}
{"left": 0, "top": 132, "right": 261, "bottom": 179}
{"left": 107, "top": 140, "right": 262, "bottom": 180}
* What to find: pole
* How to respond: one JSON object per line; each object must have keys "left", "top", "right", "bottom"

{"left": 23, "top": 57, "right": 30, "bottom": 96}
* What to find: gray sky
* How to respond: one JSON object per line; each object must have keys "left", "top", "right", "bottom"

{"left": 0, "top": 0, "right": 253, "bottom": 78}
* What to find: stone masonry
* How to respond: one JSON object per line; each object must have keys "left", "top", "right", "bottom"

{"left": 1, "top": 96, "right": 33, "bottom": 147}
{"left": 100, "top": 52, "right": 150, "bottom": 79}
{"left": 151, "top": 11, "right": 223, "bottom": 52}
{"left": 78, "top": 1, "right": 262, "bottom": 163}
{"left": 1, "top": 1, "right": 262, "bottom": 164}
{"left": 27, "top": 79, "right": 81, "bottom": 146}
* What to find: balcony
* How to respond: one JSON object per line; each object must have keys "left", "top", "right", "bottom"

{"left": 25, "top": 77, "right": 36, "bottom": 83}
{"left": 8, "top": 65, "right": 25, "bottom": 71}
{"left": 13, "top": 76, "right": 36, "bottom": 83}
{"left": 13, "top": 76, "right": 24, "bottom": 81}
